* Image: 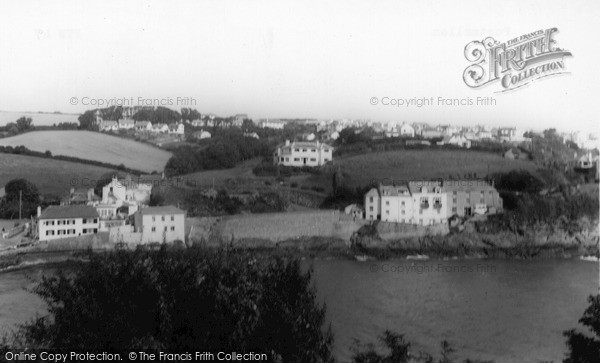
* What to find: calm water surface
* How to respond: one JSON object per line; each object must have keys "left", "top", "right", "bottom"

{"left": 1, "top": 258, "right": 597, "bottom": 362}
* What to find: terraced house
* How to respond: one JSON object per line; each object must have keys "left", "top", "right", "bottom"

{"left": 38, "top": 205, "right": 99, "bottom": 241}
{"left": 364, "top": 179, "right": 502, "bottom": 225}
{"left": 273, "top": 140, "right": 333, "bottom": 167}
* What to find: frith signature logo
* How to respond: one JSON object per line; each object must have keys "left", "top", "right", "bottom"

{"left": 463, "top": 28, "right": 572, "bottom": 92}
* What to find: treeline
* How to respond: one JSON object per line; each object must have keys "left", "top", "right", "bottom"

{"left": 0, "top": 116, "right": 34, "bottom": 137}
{"left": 164, "top": 129, "right": 273, "bottom": 176}
{"left": 483, "top": 170, "right": 599, "bottom": 234}
{"left": 0, "top": 145, "right": 146, "bottom": 175}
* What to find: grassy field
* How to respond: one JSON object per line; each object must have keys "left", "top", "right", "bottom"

{"left": 0, "top": 153, "right": 117, "bottom": 195}
{"left": 0, "top": 130, "right": 172, "bottom": 173}
{"left": 307, "top": 149, "right": 544, "bottom": 190}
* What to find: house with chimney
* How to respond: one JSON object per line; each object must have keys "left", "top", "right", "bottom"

{"left": 273, "top": 140, "right": 333, "bottom": 167}
{"left": 38, "top": 205, "right": 99, "bottom": 241}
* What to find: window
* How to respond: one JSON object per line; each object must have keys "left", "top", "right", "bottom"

{"left": 152, "top": 216, "right": 156, "bottom": 222}
{"left": 161, "top": 216, "right": 165, "bottom": 221}
{"left": 453, "top": 191, "right": 457, "bottom": 195}
{"left": 310, "top": 158, "right": 316, "bottom": 161}
{"left": 369, "top": 197, "right": 373, "bottom": 202}
{"left": 151, "top": 227, "right": 156, "bottom": 232}
{"left": 170, "top": 226, "right": 175, "bottom": 231}
{"left": 280, "top": 157, "right": 284, "bottom": 162}
{"left": 302, "top": 149, "right": 307, "bottom": 152}
{"left": 294, "top": 158, "right": 300, "bottom": 162}
{"left": 311, "top": 149, "right": 316, "bottom": 152}
{"left": 453, "top": 197, "right": 457, "bottom": 203}
{"left": 386, "top": 210, "right": 389, "bottom": 215}
{"left": 94, "top": 218, "right": 98, "bottom": 223}
{"left": 171, "top": 215, "right": 174, "bottom": 221}
{"left": 401, "top": 210, "right": 405, "bottom": 215}
{"left": 401, "top": 201, "right": 405, "bottom": 206}
{"left": 294, "top": 148, "right": 299, "bottom": 152}
{"left": 285, "top": 157, "right": 289, "bottom": 162}
{"left": 324, "top": 149, "right": 329, "bottom": 152}
{"left": 324, "top": 158, "right": 329, "bottom": 162}
{"left": 369, "top": 206, "right": 373, "bottom": 211}
{"left": 452, "top": 207, "right": 457, "bottom": 212}
{"left": 164, "top": 226, "right": 168, "bottom": 232}
{"left": 385, "top": 201, "right": 389, "bottom": 206}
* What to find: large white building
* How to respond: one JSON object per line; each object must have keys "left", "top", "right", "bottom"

{"left": 95, "top": 176, "right": 153, "bottom": 228}
{"left": 109, "top": 206, "right": 185, "bottom": 244}
{"left": 273, "top": 140, "right": 333, "bottom": 167}
{"left": 38, "top": 205, "right": 99, "bottom": 241}
{"left": 365, "top": 181, "right": 448, "bottom": 225}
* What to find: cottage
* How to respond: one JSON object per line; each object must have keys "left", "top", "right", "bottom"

{"left": 400, "top": 123, "right": 415, "bottom": 138}
{"left": 135, "top": 121, "right": 152, "bottom": 131}
{"left": 152, "top": 123, "right": 169, "bottom": 133}
{"left": 99, "top": 120, "right": 118, "bottom": 131}
{"left": 118, "top": 119, "right": 135, "bottom": 129}
{"left": 193, "top": 130, "right": 212, "bottom": 139}
{"left": 168, "top": 123, "right": 185, "bottom": 135}
{"left": 344, "top": 204, "right": 364, "bottom": 219}
{"left": 259, "top": 119, "right": 286, "bottom": 130}
{"left": 38, "top": 205, "right": 99, "bottom": 241}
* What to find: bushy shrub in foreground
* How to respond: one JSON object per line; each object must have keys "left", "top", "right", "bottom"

{"left": 3, "top": 247, "right": 333, "bottom": 363}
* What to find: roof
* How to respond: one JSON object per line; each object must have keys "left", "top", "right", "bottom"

{"left": 277, "top": 141, "right": 333, "bottom": 150}
{"left": 136, "top": 121, "right": 151, "bottom": 126}
{"left": 39, "top": 205, "right": 99, "bottom": 220}
{"left": 379, "top": 185, "right": 411, "bottom": 197}
{"left": 119, "top": 119, "right": 135, "bottom": 124}
{"left": 443, "top": 180, "right": 496, "bottom": 192}
{"left": 408, "top": 180, "right": 443, "bottom": 194}
{"left": 138, "top": 205, "right": 184, "bottom": 215}
{"left": 101, "top": 120, "right": 118, "bottom": 126}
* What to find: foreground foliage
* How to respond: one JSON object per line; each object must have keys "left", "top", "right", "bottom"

{"left": 2, "top": 247, "right": 333, "bottom": 362}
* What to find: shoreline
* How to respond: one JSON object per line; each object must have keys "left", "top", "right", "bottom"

{"left": 1, "top": 240, "right": 598, "bottom": 274}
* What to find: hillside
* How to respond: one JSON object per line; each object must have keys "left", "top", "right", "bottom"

{"left": 0, "top": 130, "right": 171, "bottom": 173}
{"left": 0, "top": 154, "right": 117, "bottom": 195}
{"left": 307, "top": 149, "right": 545, "bottom": 190}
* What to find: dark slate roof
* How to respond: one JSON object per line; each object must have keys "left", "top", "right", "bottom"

{"left": 138, "top": 206, "right": 184, "bottom": 215}
{"left": 39, "top": 205, "right": 99, "bottom": 219}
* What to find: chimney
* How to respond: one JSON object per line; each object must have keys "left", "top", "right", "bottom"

{"left": 37, "top": 206, "right": 41, "bottom": 218}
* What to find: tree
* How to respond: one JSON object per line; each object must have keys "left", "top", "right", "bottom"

{"left": 15, "top": 117, "right": 34, "bottom": 133}
{"left": 0, "top": 179, "right": 40, "bottom": 219}
{"left": 563, "top": 294, "right": 600, "bottom": 363}
{"left": 4, "top": 247, "right": 333, "bottom": 362}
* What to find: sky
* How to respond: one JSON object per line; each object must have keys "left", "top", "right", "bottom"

{"left": 0, "top": 0, "right": 598, "bottom": 134}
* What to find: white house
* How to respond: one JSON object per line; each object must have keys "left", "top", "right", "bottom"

{"left": 400, "top": 123, "right": 415, "bottom": 138}
{"left": 109, "top": 205, "right": 185, "bottom": 244}
{"left": 273, "top": 140, "right": 333, "bottom": 167}
{"left": 118, "top": 119, "right": 135, "bottom": 129}
{"left": 193, "top": 130, "right": 212, "bottom": 139}
{"left": 152, "top": 123, "right": 169, "bottom": 133}
{"left": 260, "top": 119, "right": 286, "bottom": 130}
{"left": 364, "top": 181, "right": 448, "bottom": 225}
{"left": 38, "top": 205, "right": 99, "bottom": 241}
{"left": 99, "top": 120, "right": 118, "bottom": 132}
{"left": 135, "top": 121, "right": 152, "bottom": 131}
{"left": 168, "top": 123, "right": 185, "bottom": 135}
